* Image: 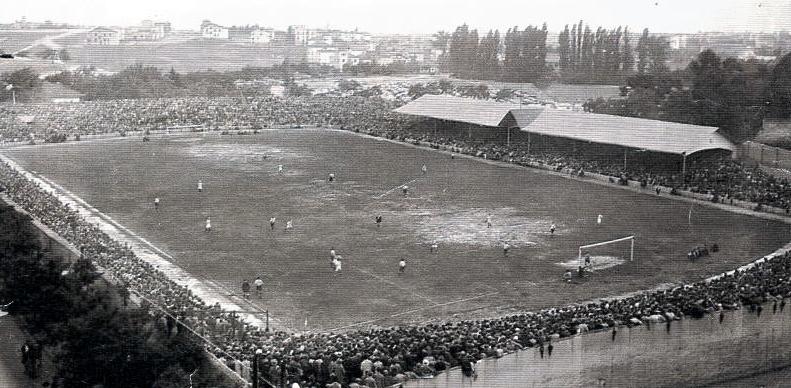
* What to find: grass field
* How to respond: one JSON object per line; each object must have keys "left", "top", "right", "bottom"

{"left": 0, "top": 29, "right": 72, "bottom": 53}
{"left": 2, "top": 129, "right": 788, "bottom": 332}
{"left": 62, "top": 39, "right": 298, "bottom": 72}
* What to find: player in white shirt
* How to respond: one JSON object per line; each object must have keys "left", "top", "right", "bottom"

{"left": 253, "top": 276, "right": 264, "bottom": 297}
{"left": 330, "top": 248, "right": 337, "bottom": 259}
{"left": 285, "top": 220, "right": 293, "bottom": 230}
{"left": 486, "top": 216, "right": 492, "bottom": 229}
{"left": 597, "top": 214, "right": 603, "bottom": 225}
{"left": 430, "top": 241, "right": 438, "bottom": 253}
{"left": 278, "top": 165, "right": 284, "bottom": 174}
{"left": 550, "top": 224, "right": 556, "bottom": 235}
{"left": 502, "top": 242, "right": 510, "bottom": 257}
{"left": 402, "top": 185, "right": 409, "bottom": 196}
{"left": 269, "top": 217, "right": 276, "bottom": 230}
{"left": 197, "top": 180, "right": 203, "bottom": 192}
{"left": 205, "top": 217, "right": 212, "bottom": 232}
{"left": 328, "top": 173, "right": 335, "bottom": 182}
{"left": 398, "top": 259, "right": 406, "bottom": 273}
{"left": 333, "top": 256, "right": 342, "bottom": 272}
{"left": 154, "top": 197, "right": 160, "bottom": 210}
{"left": 421, "top": 164, "right": 427, "bottom": 175}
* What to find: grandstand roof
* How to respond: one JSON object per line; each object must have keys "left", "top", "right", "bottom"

{"left": 394, "top": 94, "right": 521, "bottom": 127}
{"left": 395, "top": 94, "right": 734, "bottom": 156}
{"left": 509, "top": 108, "right": 735, "bottom": 155}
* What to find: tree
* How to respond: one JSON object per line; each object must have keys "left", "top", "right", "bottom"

{"left": 768, "top": 51, "right": 791, "bottom": 118}
{"left": 637, "top": 28, "right": 650, "bottom": 74}
{"left": 647, "top": 36, "right": 669, "bottom": 74}
{"left": 689, "top": 49, "right": 723, "bottom": 103}
{"left": 1, "top": 67, "right": 42, "bottom": 102}
{"left": 558, "top": 25, "right": 571, "bottom": 71}
{"left": 58, "top": 48, "right": 70, "bottom": 61}
{"left": 622, "top": 27, "right": 634, "bottom": 73}
{"left": 433, "top": 31, "right": 452, "bottom": 71}
{"left": 448, "top": 24, "right": 470, "bottom": 76}
{"left": 503, "top": 27, "right": 521, "bottom": 81}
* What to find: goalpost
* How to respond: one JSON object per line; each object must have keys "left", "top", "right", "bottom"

{"left": 578, "top": 235, "right": 635, "bottom": 268}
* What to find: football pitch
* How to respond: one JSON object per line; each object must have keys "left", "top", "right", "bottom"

{"left": 3, "top": 129, "right": 789, "bottom": 332}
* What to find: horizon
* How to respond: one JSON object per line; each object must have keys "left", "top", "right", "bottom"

{"left": 3, "top": 0, "right": 791, "bottom": 35}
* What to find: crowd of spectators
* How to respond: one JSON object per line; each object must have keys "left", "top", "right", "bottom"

{"left": 2, "top": 156, "right": 791, "bottom": 387}
{"left": 1, "top": 95, "right": 791, "bottom": 387}
{"left": 3, "top": 95, "right": 786, "bottom": 210}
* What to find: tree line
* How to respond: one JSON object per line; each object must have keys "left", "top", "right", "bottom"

{"left": 442, "top": 23, "right": 549, "bottom": 83}
{"left": 585, "top": 50, "right": 791, "bottom": 141}
{"left": 0, "top": 203, "right": 205, "bottom": 387}
{"left": 0, "top": 63, "right": 327, "bottom": 102}
{"left": 440, "top": 21, "right": 670, "bottom": 85}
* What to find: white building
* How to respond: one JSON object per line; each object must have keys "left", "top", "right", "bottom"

{"left": 251, "top": 28, "right": 275, "bottom": 44}
{"left": 201, "top": 20, "right": 229, "bottom": 39}
{"left": 86, "top": 27, "right": 121, "bottom": 45}
{"left": 124, "top": 20, "right": 171, "bottom": 42}
{"left": 669, "top": 35, "right": 689, "bottom": 50}
{"left": 288, "top": 25, "right": 310, "bottom": 45}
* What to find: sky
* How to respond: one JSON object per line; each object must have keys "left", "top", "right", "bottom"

{"left": 3, "top": 0, "right": 791, "bottom": 34}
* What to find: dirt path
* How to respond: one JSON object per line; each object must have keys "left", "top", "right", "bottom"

{"left": 0, "top": 317, "right": 39, "bottom": 388}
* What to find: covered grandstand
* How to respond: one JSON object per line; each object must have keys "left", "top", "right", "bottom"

{"left": 395, "top": 94, "right": 735, "bottom": 172}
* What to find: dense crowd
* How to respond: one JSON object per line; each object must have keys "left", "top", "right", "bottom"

{"left": 3, "top": 95, "right": 787, "bottom": 210}
{"left": 1, "top": 96, "right": 791, "bottom": 387}
{"left": 2, "top": 155, "right": 791, "bottom": 388}
{"left": 0, "top": 97, "right": 405, "bottom": 143}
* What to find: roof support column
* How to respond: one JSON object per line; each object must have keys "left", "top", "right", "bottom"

{"left": 527, "top": 132, "right": 531, "bottom": 154}
{"left": 682, "top": 152, "right": 687, "bottom": 176}
{"left": 623, "top": 149, "right": 627, "bottom": 170}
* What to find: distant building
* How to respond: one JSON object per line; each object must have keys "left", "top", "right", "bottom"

{"left": 251, "top": 28, "right": 275, "bottom": 44}
{"left": 669, "top": 35, "right": 689, "bottom": 50}
{"left": 228, "top": 27, "right": 253, "bottom": 42}
{"left": 306, "top": 47, "right": 355, "bottom": 69}
{"left": 201, "top": 20, "right": 229, "bottom": 39}
{"left": 124, "top": 20, "right": 171, "bottom": 42}
{"left": 87, "top": 27, "right": 121, "bottom": 45}
{"left": 288, "top": 25, "right": 310, "bottom": 46}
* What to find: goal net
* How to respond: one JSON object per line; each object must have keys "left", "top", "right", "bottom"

{"left": 578, "top": 235, "right": 634, "bottom": 270}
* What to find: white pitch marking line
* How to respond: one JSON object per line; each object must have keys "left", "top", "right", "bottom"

{"left": 376, "top": 177, "right": 422, "bottom": 199}
{"left": 353, "top": 267, "right": 436, "bottom": 304}
{"left": 323, "top": 291, "right": 500, "bottom": 332}
{"left": 16, "top": 168, "right": 280, "bottom": 330}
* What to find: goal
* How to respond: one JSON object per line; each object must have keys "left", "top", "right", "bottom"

{"left": 578, "top": 235, "right": 635, "bottom": 268}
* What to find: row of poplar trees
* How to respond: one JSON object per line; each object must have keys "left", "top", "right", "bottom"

{"left": 441, "top": 21, "right": 670, "bottom": 84}
{"left": 445, "top": 23, "right": 549, "bottom": 83}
